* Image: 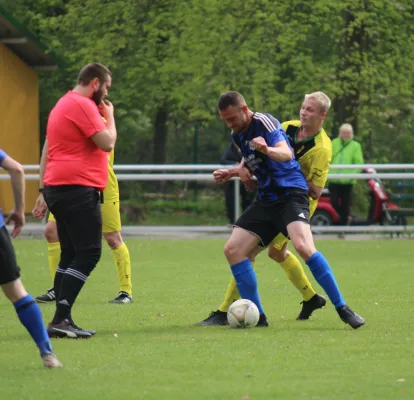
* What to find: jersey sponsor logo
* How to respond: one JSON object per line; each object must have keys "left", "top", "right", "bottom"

{"left": 312, "top": 168, "right": 323, "bottom": 178}
{"left": 245, "top": 154, "right": 262, "bottom": 171}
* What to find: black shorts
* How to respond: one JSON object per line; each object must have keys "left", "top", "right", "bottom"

{"left": 43, "top": 185, "right": 102, "bottom": 253}
{"left": 234, "top": 190, "right": 310, "bottom": 247}
{"left": 0, "top": 226, "right": 21, "bottom": 285}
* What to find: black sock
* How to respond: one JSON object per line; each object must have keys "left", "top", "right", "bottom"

{"left": 53, "top": 267, "right": 66, "bottom": 303}
{"left": 52, "top": 268, "right": 89, "bottom": 324}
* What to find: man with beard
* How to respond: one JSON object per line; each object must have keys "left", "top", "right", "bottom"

{"left": 34, "top": 148, "right": 133, "bottom": 305}
{"left": 34, "top": 63, "right": 117, "bottom": 338}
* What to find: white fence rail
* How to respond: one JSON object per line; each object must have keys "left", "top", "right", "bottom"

{"left": 19, "top": 163, "right": 414, "bottom": 171}
{"left": 1, "top": 164, "right": 413, "bottom": 235}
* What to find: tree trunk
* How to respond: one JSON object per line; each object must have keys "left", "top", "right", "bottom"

{"left": 332, "top": 7, "right": 367, "bottom": 137}
{"left": 153, "top": 105, "right": 168, "bottom": 164}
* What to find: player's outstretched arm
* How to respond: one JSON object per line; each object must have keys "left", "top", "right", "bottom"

{"left": 1, "top": 155, "right": 25, "bottom": 238}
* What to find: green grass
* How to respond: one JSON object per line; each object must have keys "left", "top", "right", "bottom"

{"left": 1, "top": 239, "right": 413, "bottom": 400}
{"left": 137, "top": 210, "right": 228, "bottom": 226}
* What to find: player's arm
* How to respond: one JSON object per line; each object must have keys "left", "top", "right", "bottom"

{"left": 308, "top": 148, "right": 331, "bottom": 200}
{"left": 213, "top": 158, "right": 246, "bottom": 183}
{"left": 1, "top": 154, "right": 25, "bottom": 212}
{"left": 214, "top": 141, "right": 253, "bottom": 182}
{"left": 0, "top": 152, "right": 26, "bottom": 237}
{"left": 32, "top": 140, "right": 48, "bottom": 219}
{"left": 252, "top": 136, "right": 293, "bottom": 162}
{"left": 38, "top": 139, "right": 48, "bottom": 191}
{"left": 223, "top": 140, "right": 254, "bottom": 181}
{"left": 227, "top": 159, "right": 245, "bottom": 178}
{"left": 308, "top": 181, "right": 324, "bottom": 200}
{"left": 91, "top": 100, "right": 117, "bottom": 152}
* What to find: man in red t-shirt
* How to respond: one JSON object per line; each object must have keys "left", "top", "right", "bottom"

{"left": 33, "top": 63, "right": 117, "bottom": 339}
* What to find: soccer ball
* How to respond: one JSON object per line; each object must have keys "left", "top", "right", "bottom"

{"left": 227, "top": 299, "right": 260, "bottom": 329}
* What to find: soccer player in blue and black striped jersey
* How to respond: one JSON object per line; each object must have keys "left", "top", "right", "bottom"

{"left": 208, "top": 91, "right": 364, "bottom": 329}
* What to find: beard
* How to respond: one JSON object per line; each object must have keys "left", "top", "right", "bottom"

{"left": 92, "top": 86, "right": 105, "bottom": 106}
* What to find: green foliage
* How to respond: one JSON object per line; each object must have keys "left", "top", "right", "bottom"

{"left": 1, "top": 0, "right": 413, "bottom": 167}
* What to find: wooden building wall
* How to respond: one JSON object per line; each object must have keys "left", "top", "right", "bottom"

{"left": 0, "top": 43, "right": 40, "bottom": 214}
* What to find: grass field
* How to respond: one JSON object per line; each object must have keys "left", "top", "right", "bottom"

{"left": 0, "top": 238, "right": 413, "bottom": 400}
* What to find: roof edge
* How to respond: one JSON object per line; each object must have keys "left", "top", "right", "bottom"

{"left": 0, "top": 4, "right": 66, "bottom": 69}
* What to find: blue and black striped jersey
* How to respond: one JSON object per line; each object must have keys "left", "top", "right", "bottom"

{"left": 232, "top": 113, "right": 308, "bottom": 203}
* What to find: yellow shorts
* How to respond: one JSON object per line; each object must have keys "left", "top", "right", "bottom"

{"left": 101, "top": 201, "right": 122, "bottom": 233}
{"left": 270, "top": 233, "right": 290, "bottom": 250}
{"left": 48, "top": 201, "right": 122, "bottom": 233}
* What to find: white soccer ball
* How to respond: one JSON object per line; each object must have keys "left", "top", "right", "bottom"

{"left": 227, "top": 299, "right": 260, "bottom": 329}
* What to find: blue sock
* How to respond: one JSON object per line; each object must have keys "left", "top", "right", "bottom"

{"left": 230, "top": 259, "right": 264, "bottom": 315}
{"left": 306, "top": 251, "right": 346, "bottom": 308}
{"left": 14, "top": 295, "right": 53, "bottom": 356}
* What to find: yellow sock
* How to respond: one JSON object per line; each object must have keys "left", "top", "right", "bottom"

{"left": 47, "top": 241, "right": 60, "bottom": 281}
{"left": 218, "top": 277, "right": 240, "bottom": 312}
{"left": 112, "top": 243, "right": 132, "bottom": 296}
{"left": 279, "top": 253, "right": 316, "bottom": 301}
{"left": 218, "top": 260, "right": 257, "bottom": 312}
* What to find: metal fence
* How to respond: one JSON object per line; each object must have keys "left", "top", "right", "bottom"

{"left": 1, "top": 163, "right": 413, "bottom": 235}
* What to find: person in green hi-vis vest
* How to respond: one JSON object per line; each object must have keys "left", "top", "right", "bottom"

{"left": 329, "top": 123, "right": 364, "bottom": 228}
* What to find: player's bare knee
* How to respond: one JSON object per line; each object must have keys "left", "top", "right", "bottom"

{"left": 292, "top": 240, "right": 313, "bottom": 260}
{"left": 1, "top": 279, "right": 27, "bottom": 303}
{"left": 44, "top": 222, "right": 58, "bottom": 243}
{"left": 224, "top": 241, "right": 244, "bottom": 263}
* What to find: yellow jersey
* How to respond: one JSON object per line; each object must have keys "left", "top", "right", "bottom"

{"left": 103, "top": 150, "right": 119, "bottom": 202}
{"left": 282, "top": 120, "right": 332, "bottom": 216}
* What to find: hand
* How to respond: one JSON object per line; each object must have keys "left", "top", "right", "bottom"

{"left": 32, "top": 193, "right": 48, "bottom": 219}
{"left": 213, "top": 169, "right": 232, "bottom": 184}
{"left": 251, "top": 137, "right": 268, "bottom": 154}
{"left": 238, "top": 164, "right": 253, "bottom": 182}
{"left": 98, "top": 100, "right": 114, "bottom": 120}
{"left": 6, "top": 210, "right": 25, "bottom": 238}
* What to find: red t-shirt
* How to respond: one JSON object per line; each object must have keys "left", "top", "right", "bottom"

{"left": 43, "top": 91, "right": 108, "bottom": 191}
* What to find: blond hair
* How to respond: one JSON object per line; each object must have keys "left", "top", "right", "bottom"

{"left": 304, "top": 91, "right": 331, "bottom": 114}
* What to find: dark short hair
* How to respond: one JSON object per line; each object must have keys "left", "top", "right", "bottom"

{"left": 77, "top": 63, "right": 112, "bottom": 85}
{"left": 218, "top": 91, "right": 246, "bottom": 110}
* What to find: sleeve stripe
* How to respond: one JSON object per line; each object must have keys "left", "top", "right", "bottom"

{"left": 254, "top": 113, "right": 277, "bottom": 132}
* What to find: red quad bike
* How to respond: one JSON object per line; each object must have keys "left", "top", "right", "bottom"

{"left": 311, "top": 168, "right": 407, "bottom": 228}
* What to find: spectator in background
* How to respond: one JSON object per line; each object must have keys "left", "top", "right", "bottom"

{"left": 220, "top": 140, "right": 255, "bottom": 224}
{"left": 329, "top": 123, "right": 364, "bottom": 230}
